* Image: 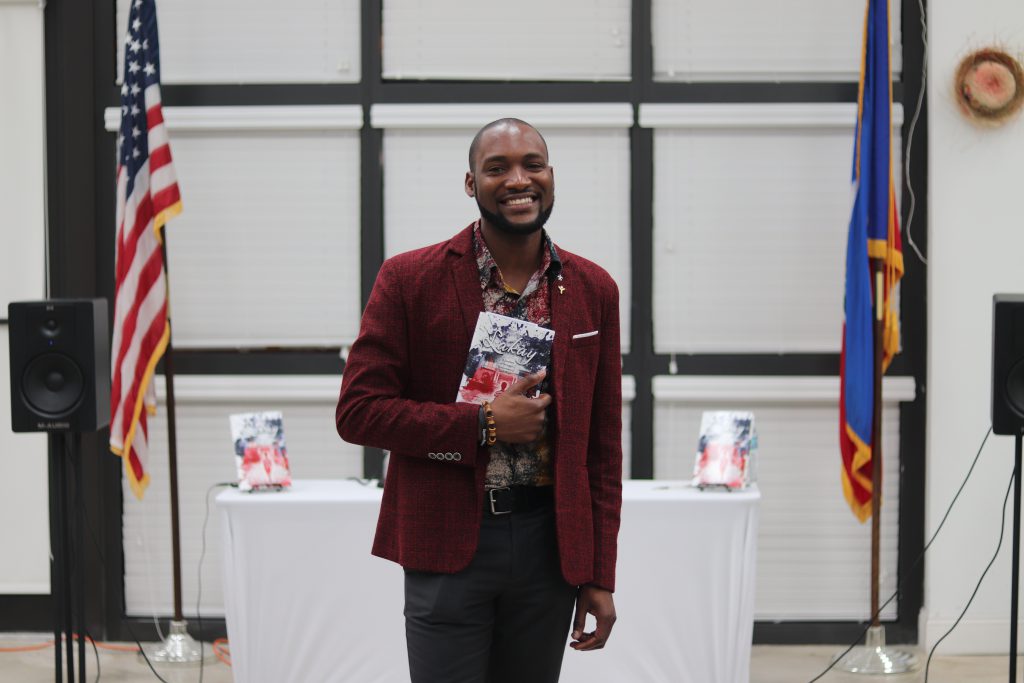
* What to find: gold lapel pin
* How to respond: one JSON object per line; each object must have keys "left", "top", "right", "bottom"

{"left": 558, "top": 285, "right": 565, "bottom": 294}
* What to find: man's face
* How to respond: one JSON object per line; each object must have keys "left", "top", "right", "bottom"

{"left": 465, "top": 123, "right": 555, "bottom": 236}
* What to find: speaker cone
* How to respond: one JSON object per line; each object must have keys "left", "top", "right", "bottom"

{"left": 21, "top": 353, "right": 85, "bottom": 417}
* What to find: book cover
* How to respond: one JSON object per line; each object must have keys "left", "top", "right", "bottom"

{"left": 456, "top": 311, "right": 554, "bottom": 405}
{"left": 692, "top": 411, "right": 757, "bottom": 490}
{"left": 229, "top": 411, "right": 292, "bottom": 492}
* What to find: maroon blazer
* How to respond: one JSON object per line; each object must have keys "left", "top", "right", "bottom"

{"left": 336, "top": 224, "right": 622, "bottom": 591}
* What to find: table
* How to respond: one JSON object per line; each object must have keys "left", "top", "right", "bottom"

{"left": 217, "top": 480, "right": 759, "bottom": 683}
{"left": 561, "top": 481, "right": 760, "bottom": 683}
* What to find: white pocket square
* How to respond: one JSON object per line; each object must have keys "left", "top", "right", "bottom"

{"left": 572, "top": 330, "right": 599, "bottom": 340}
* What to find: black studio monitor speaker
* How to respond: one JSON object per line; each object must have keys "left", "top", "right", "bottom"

{"left": 993, "top": 294, "right": 1024, "bottom": 435}
{"left": 8, "top": 299, "right": 110, "bottom": 433}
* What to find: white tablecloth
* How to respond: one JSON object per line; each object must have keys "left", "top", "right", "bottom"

{"left": 217, "top": 479, "right": 759, "bottom": 683}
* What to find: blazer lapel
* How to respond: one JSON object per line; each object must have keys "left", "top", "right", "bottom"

{"left": 449, "top": 230, "right": 483, "bottom": 345}
{"left": 549, "top": 256, "right": 579, "bottom": 450}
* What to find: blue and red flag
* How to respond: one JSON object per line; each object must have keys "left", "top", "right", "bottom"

{"left": 839, "top": 0, "right": 904, "bottom": 522}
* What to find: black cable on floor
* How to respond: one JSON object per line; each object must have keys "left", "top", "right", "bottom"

{"left": 122, "top": 622, "right": 170, "bottom": 683}
{"left": 81, "top": 628, "right": 100, "bottom": 683}
{"left": 923, "top": 467, "right": 1015, "bottom": 682}
{"left": 807, "top": 427, "right": 993, "bottom": 682}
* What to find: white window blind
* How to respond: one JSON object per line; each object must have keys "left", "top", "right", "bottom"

{"left": 653, "top": 375, "right": 914, "bottom": 620}
{"left": 0, "top": 0, "right": 48, "bottom": 595}
{"left": 0, "top": 0, "right": 45, "bottom": 311}
{"left": 122, "top": 376, "right": 363, "bottom": 617}
{"left": 382, "top": 0, "right": 630, "bottom": 81}
{"left": 643, "top": 103, "right": 903, "bottom": 354}
{"left": 374, "top": 104, "right": 633, "bottom": 352}
{"left": 0, "top": 334, "right": 49, "bottom": 593}
{"left": 652, "top": 0, "right": 902, "bottom": 81}
{"left": 104, "top": 106, "right": 364, "bottom": 349}
{"left": 116, "top": 0, "right": 360, "bottom": 84}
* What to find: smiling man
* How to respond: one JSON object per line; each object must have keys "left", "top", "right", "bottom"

{"left": 336, "top": 118, "right": 622, "bottom": 683}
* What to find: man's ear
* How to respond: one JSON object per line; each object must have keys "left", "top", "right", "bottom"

{"left": 465, "top": 171, "right": 475, "bottom": 198}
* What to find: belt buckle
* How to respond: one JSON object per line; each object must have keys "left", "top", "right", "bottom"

{"left": 488, "top": 487, "right": 512, "bottom": 515}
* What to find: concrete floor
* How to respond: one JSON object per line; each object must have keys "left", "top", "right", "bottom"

{"left": 749, "top": 645, "right": 1014, "bottom": 683}
{"left": 0, "top": 635, "right": 1015, "bottom": 682}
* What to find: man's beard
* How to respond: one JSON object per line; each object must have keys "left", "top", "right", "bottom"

{"left": 476, "top": 196, "right": 554, "bottom": 236}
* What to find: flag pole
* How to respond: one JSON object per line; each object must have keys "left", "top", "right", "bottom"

{"left": 159, "top": 237, "right": 184, "bottom": 624}
{"left": 834, "top": 262, "right": 918, "bottom": 675}
{"left": 142, "top": 233, "right": 202, "bottom": 664}
{"left": 870, "top": 264, "right": 884, "bottom": 627}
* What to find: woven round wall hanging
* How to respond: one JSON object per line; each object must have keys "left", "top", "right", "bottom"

{"left": 955, "top": 48, "right": 1024, "bottom": 125}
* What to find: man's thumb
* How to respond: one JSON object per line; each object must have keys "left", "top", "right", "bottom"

{"left": 572, "top": 609, "right": 586, "bottom": 639}
{"left": 509, "top": 369, "right": 546, "bottom": 394}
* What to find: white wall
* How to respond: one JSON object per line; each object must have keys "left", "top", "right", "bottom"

{"left": 0, "top": 0, "right": 50, "bottom": 594}
{"left": 925, "top": 0, "right": 1024, "bottom": 653}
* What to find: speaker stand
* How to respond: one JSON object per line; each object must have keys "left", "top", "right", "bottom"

{"left": 1010, "top": 433, "right": 1021, "bottom": 683}
{"left": 48, "top": 432, "right": 86, "bottom": 683}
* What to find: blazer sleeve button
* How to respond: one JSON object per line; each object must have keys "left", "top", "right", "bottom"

{"left": 427, "top": 452, "right": 435, "bottom": 459}
{"left": 444, "top": 452, "right": 453, "bottom": 460}
{"left": 454, "top": 452, "right": 462, "bottom": 461}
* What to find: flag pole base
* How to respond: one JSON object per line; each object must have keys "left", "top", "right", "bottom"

{"left": 141, "top": 620, "right": 204, "bottom": 664}
{"left": 833, "top": 625, "right": 920, "bottom": 675}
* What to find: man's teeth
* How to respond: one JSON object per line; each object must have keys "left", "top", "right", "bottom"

{"left": 504, "top": 197, "right": 534, "bottom": 206}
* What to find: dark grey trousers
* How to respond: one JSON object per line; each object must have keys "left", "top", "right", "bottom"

{"left": 403, "top": 504, "right": 577, "bottom": 683}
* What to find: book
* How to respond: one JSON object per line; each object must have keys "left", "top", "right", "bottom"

{"left": 692, "top": 411, "right": 758, "bottom": 490}
{"left": 229, "top": 411, "right": 292, "bottom": 492}
{"left": 456, "top": 311, "right": 554, "bottom": 405}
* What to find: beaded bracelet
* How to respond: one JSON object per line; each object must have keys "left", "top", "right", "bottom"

{"left": 483, "top": 401, "right": 497, "bottom": 446}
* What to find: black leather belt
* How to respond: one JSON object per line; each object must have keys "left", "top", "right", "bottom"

{"left": 484, "top": 486, "right": 554, "bottom": 515}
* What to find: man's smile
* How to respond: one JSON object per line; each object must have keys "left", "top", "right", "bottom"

{"left": 500, "top": 194, "right": 539, "bottom": 211}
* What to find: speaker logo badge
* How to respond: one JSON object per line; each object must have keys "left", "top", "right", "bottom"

{"left": 37, "top": 421, "right": 71, "bottom": 430}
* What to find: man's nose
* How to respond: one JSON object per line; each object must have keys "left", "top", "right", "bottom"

{"left": 506, "top": 166, "right": 530, "bottom": 188}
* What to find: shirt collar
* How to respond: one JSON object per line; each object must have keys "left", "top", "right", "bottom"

{"left": 472, "top": 221, "right": 562, "bottom": 291}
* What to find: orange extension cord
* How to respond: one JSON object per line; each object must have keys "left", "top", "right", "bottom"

{"left": 0, "top": 634, "right": 139, "bottom": 654}
{"left": 0, "top": 634, "right": 232, "bottom": 666}
{"left": 212, "top": 638, "right": 231, "bottom": 666}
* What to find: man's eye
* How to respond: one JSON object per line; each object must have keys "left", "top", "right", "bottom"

{"left": 486, "top": 167, "right": 505, "bottom": 174}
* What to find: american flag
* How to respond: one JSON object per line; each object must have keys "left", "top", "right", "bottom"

{"left": 109, "top": 0, "right": 181, "bottom": 500}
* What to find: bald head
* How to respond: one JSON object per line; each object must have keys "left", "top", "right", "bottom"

{"left": 468, "top": 118, "right": 549, "bottom": 172}
{"left": 464, "top": 117, "right": 555, "bottom": 237}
